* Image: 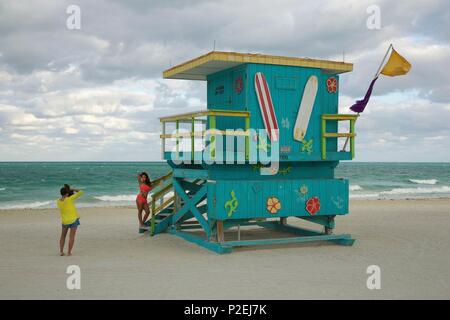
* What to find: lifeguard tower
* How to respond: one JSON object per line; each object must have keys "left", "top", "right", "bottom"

{"left": 145, "top": 51, "right": 358, "bottom": 253}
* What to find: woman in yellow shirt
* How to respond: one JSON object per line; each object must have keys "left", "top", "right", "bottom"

{"left": 56, "top": 185, "right": 84, "bottom": 256}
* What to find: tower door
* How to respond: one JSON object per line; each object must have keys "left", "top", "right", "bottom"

{"left": 207, "top": 72, "right": 232, "bottom": 109}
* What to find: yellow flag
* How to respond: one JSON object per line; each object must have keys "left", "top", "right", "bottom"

{"left": 380, "top": 48, "right": 411, "bottom": 76}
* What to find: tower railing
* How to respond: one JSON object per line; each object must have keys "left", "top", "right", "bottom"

{"left": 321, "top": 114, "right": 359, "bottom": 160}
{"left": 150, "top": 181, "right": 174, "bottom": 235}
{"left": 159, "top": 109, "right": 251, "bottom": 162}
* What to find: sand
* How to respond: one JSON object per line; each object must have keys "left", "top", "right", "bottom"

{"left": 0, "top": 199, "right": 449, "bottom": 300}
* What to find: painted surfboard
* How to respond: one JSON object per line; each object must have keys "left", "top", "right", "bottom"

{"left": 293, "top": 75, "right": 318, "bottom": 141}
{"left": 254, "top": 72, "right": 279, "bottom": 141}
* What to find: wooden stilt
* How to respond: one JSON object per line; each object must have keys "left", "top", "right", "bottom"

{"left": 217, "top": 221, "right": 224, "bottom": 243}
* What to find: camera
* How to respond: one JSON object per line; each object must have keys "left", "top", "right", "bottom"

{"left": 64, "top": 184, "right": 75, "bottom": 197}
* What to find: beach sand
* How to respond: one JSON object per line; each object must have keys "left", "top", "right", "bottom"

{"left": 0, "top": 199, "right": 449, "bottom": 299}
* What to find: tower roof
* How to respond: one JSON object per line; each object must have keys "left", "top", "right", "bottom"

{"left": 163, "top": 51, "right": 353, "bottom": 80}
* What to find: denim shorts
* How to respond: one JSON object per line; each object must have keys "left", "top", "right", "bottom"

{"left": 62, "top": 218, "right": 80, "bottom": 229}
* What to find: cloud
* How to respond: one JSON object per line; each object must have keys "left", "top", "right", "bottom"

{"left": 0, "top": 0, "right": 448, "bottom": 161}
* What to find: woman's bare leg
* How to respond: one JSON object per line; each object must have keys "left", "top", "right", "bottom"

{"left": 142, "top": 203, "right": 151, "bottom": 224}
{"left": 60, "top": 227, "right": 69, "bottom": 256}
{"left": 67, "top": 227, "right": 77, "bottom": 256}
{"left": 136, "top": 199, "right": 145, "bottom": 227}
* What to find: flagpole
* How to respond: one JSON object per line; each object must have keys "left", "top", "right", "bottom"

{"left": 374, "top": 44, "right": 393, "bottom": 78}
{"left": 343, "top": 44, "right": 393, "bottom": 152}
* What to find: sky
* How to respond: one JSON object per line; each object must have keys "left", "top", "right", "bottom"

{"left": 0, "top": 0, "right": 449, "bottom": 162}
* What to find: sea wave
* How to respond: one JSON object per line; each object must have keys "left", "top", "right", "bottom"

{"left": 350, "top": 185, "right": 450, "bottom": 199}
{"left": 381, "top": 185, "right": 450, "bottom": 196}
{"left": 350, "top": 192, "right": 379, "bottom": 199}
{"left": 350, "top": 185, "right": 363, "bottom": 191}
{"left": 1, "top": 186, "right": 449, "bottom": 209}
{"left": 0, "top": 188, "right": 6, "bottom": 191}
{"left": 409, "top": 179, "right": 438, "bottom": 185}
{"left": 94, "top": 194, "right": 136, "bottom": 202}
{"left": 0, "top": 200, "right": 54, "bottom": 210}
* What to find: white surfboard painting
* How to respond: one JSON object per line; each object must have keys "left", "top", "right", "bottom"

{"left": 293, "top": 75, "right": 318, "bottom": 141}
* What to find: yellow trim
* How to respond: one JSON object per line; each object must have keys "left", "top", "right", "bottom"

{"left": 159, "top": 109, "right": 250, "bottom": 122}
{"left": 321, "top": 114, "right": 359, "bottom": 121}
{"left": 163, "top": 51, "right": 353, "bottom": 80}
{"left": 160, "top": 130, "right": 249, "bottom": 139}
{"left": 152, "top": 183, "right": 173, "bottom": 200}
{"left": 323, "top": 133, "right": 356, "bottom": 138}
{"left": 159, "top": 108, "right": 251, "bottom": 160}
{"left": 154, "top": 196, "right": 175, "bottom": 214}
{"left": 150, "top": 171, "right": 172, "bottom": 188}
{"left": 321, "top": 114, "right": 358, "bottom": 160}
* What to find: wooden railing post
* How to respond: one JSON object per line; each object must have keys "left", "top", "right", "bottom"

{"left": 209, "top": 115, "right": 216, "bottom": 160}
{"left": 176, "top": 120, "right": 179, "bottom": 159}
{"left": 191, "top": 117, "right": 195, "bottom": 162}
{"left": 151, "top": 197, "right": 156, "bottom": 236}
{"left": 321, "top": 114, "right": 358, "bottom": 160}
{"left": 159, "top": 109, "right": 251, "bottom": 163}
{"left": 150, "top": 176, "right": 175, "bottom": 236}
{"left": 161, "top": 121, "right": 166, "bottom": 160}
{"left": 350, "top": 118, "right": 356, "bottom": 159}
{"left": 245, "top": 116, "right": 250, "bottom": 161}
{"left": 321, "top": 117, "right": 327, "bottom": 160}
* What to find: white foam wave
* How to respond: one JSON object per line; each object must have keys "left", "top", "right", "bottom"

{"left": 94, "top": 192, "right": 177, "bottom": 205}
{"left": 350, "top": 193, "right": 380, "bottom": 199}
{"left": 94, "top": 194, "right": 136, "bottom": 202}
{"left": 0, "top": 187, "right": 6, "bottom": 191}
{"left": 350, "top": 185, "right": 450, "bottom": 199}
{"left": 0, "top": 200, "right": 54, "bottom": 210}
{"left": 409, "top": 179, "right": 438, "bottom": 185}
{"left": 381, "top": 186, "right": 450, "bottom": 196}
{"left": 350, "top": 185, "right": 363, "bottom": 191}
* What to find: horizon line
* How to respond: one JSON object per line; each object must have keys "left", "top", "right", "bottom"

{"left": 0, "top": 160, "right": 449, "bottom": 164}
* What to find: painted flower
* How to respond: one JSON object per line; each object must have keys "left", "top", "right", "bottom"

{"left": 306, "top": 196, "right": 321, "bottom": 215}
{"left": 300, "top": 185, "right": 308, "bottom": 194}
{"left": 326, "top": 77, "right": 338, "bottom": 93}
{"left": 266, "top": 197, "right": 281, "bottom": 214}
{"left": 234, "top": 75, "right": 243, "bottom": 94}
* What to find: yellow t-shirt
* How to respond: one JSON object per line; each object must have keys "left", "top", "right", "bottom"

{"left": 56, "top": 190, "right": 84, "bottom": 225}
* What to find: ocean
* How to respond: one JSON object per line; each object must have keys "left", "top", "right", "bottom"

{"left": 0, "top": 162, "right": 449, "bottom": 209}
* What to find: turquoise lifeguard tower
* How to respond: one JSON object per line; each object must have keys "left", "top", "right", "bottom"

{"left": 145, "top": 51, "right": 358, "bottom": 253}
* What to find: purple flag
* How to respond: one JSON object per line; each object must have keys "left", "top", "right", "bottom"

{"left": 350, "top": 77, "right": 378, "bottom": 113}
